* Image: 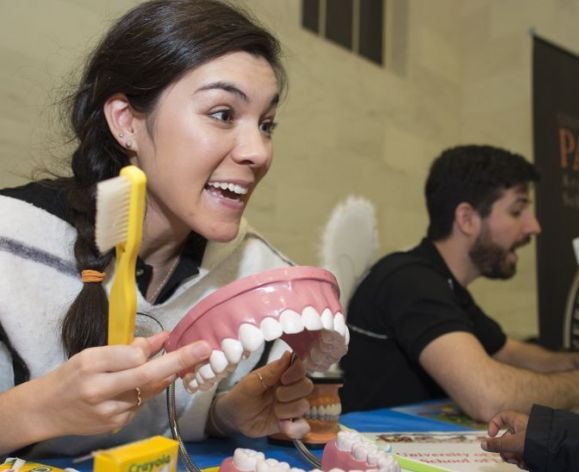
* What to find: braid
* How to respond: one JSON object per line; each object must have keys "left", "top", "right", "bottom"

{"left": 60, "top": 86, "right": 128, "bottom": 357}
{"left": 60, "top": 181, "right": 111, "bottom": 356}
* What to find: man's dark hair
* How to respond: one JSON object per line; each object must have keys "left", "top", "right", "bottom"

{"left": 425, "top": 145, "right": 540, "bottom": 241}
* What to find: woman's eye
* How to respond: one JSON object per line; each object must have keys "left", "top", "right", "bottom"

{"left": 210, "top": 109, "right": 233, "bottom": 122}
{"left": 260, "top": 120, "right": 278, "bottom": 136}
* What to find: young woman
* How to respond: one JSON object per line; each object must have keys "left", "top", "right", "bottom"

{"left": 0, "top": 0, "right": 312, "bottom": 456}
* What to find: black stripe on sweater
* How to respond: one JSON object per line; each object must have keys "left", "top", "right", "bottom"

{"left": 0, "top": 237, "right": 77, "bottom": 277}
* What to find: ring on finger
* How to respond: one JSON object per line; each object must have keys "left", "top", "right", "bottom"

{"left": 255, "top": 372, "right": 269, "bottom": 391}
{"left": 135, "top": 386, "right": 143, "bottom": 407}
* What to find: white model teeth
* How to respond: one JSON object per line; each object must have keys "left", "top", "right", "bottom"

{"left": 207, "top": 181, "right": 248, "bottom": 195}
{"left": 302, "top": 306, "right": 323, "bottom": 330}
{"left": 306, "top": 403, "right": 342, "bottom": 420}
{"left": 183, "top": 374, "right": 199, "bottom": 394}
{"left": 280, "top": 309, "right": 304, "bottom": 334}
{"left": 233, "top": 448, "right": 265, "bottom": 471}
{"left": 333, "top": 312, "right": 347, "bottom": 337}
{"left": 378, "top": 455, "right": 398, "bottom": 469}
{"left": 229, "top": 444, "right": 399, "bottom": 472}
{"left": 320, "top": 308, "right": 334, "bottom": 330}
{"left": 184, "top": 306, "right": 350, "bottom": 394}
{"left": 195, "top": 371, "right": 204, "bottom": 384}
{"left": 256, "top": 459, "right": 291, "bottom": 472}
{"left": 352, "top": 442, "right": 368, "bottom": 462}
{"left": 199, "top": 364, "right": 215, "bottom": 380}
{"left": 222, "top": 338, "right": 244, "bottom": 364}
{"left": 210, "top": 350, "right": 228, "bottom": 374}
{"left": 239, "top": 323, "right": 265, "bottom": 352}
{"left": 367, "top": 447, "right": 382, "bottom": 466}
{"left": 333, "top": 431, "right": 400, "bottom": 472}
{"left": 336, "top": 431, "right": 355, "bottom": 451}
{"left": 260, "top": 317, "right": 283, "bottom": 341}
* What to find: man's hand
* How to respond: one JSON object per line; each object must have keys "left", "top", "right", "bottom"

{"left": 495, "top": 338, "right": 579, "bottom": 373}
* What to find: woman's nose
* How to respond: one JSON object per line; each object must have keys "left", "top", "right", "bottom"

{"left": 231, "top": 127, "right": 272, "bottom": 168}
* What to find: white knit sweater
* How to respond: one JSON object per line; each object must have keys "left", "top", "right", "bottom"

{"left": 0, "top": 192, "right": 290, "bottom": 456}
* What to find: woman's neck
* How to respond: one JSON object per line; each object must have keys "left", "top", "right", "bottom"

{"left": 140, "top": 227, "right": 188, "bottom": 304}
{"left": 140, "top": 206, "right": 190, "bottom": 267}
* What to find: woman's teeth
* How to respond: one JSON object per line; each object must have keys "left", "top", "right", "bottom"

{"left": 206, "top": 181, "right": 249, "bottom": 197}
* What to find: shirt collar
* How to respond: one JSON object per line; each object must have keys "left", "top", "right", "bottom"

{"left": 136, "top": 232, "right": 207, "bottom": 304}
{"left": 415, "top": 237, "right": 474, "bottom": 306}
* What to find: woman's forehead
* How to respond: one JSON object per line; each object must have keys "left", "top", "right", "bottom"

{"left": 174, "top": 52, "right": 278, "bottom": 94}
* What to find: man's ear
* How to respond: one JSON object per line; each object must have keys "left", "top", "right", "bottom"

{"left": 103, "top": 94, "right": 139, "bottom": 153}
{"left": 454, "top": 202, "right": 481, "bottom": 237}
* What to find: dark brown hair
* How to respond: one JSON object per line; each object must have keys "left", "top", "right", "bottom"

{"left": 425, "top": 145, "right": 539, "bottom": 241}
{"left": 57, "top": 0, "right": 285, "bottom": 356}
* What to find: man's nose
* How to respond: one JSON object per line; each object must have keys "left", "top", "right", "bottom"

{"left": 525, "top": 214, "right": 541, "bottom": 236}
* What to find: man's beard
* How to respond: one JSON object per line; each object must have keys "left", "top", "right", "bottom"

{"left": 469, "top": 226, "right": 530, "bottom": 280}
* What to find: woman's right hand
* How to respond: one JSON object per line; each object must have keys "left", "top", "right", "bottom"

{"left": 0, "top": 332, "right": 210, "bottom": 453}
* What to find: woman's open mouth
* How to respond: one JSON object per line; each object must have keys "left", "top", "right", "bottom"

{"left": 205, "top": 181, "right": 250, "bottom": 205}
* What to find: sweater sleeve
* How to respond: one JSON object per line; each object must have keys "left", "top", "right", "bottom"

{"left": 524, "top": 404, "right": 579, "bottom": 471}
{"left": 0, "top": 341, "right": 14, "bottom": 392}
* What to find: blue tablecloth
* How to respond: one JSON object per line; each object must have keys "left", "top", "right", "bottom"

{"left": 42, "top": 405, "right": 471, "bottom": 471}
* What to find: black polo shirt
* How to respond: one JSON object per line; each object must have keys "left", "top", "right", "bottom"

{"left": 339, "top": 238, "right": 507, "bottom": 413}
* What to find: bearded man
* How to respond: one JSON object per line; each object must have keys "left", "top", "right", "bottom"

{"left": 340, "top": 145, "right": 579, "bottom": 421}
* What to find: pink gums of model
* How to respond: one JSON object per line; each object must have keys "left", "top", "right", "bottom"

{"left": 164, "top": 266, "right": 349, "bottom": 393}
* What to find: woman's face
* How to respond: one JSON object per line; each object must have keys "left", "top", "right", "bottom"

{"left": 131, "top": 51, "right": 279, "bottom": 242}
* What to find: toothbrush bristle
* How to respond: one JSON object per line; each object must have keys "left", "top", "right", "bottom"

{"left": 95, "top": 175, "right": 131, "bottom": 253}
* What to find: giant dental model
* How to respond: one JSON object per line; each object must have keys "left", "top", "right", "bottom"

{"left": 165, "top": 267, "right": 349, "bottom": 393}
{"left": 218, "top": 431, "right": 401, "bottom": 472}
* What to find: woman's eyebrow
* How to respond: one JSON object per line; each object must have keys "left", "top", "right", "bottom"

{"left": 195, "top": 81, "right": 248, "bottom": 101}
{"left": 195, "top": 81, "right": 280, "bottom": 107}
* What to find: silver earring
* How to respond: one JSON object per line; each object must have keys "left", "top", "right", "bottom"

{"left": 125, "top": 140, "right": 132, "bottom": 149}
{"left": 118, "top": 132, "right": 124, "bottom": 138}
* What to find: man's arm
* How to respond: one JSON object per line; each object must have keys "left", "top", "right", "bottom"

{"left": 494, "top": 338, "right": 579, "bottom": 373}
{"left": 419, "top": 331, "right": 579, "bottom": 422}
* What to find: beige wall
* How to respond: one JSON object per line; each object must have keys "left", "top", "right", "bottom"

{"left": 2, "top": 1, "right": 579, "bottom": 340}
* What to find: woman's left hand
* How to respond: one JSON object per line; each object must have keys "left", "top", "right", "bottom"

{"left": 210, "top": 351, "right": 314, "bottom": 438}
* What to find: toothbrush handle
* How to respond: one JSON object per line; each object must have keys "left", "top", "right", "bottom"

{"left": 107, "top": 244, "right": 137, "bottom": 345}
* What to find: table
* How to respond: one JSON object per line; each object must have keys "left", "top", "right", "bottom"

{"left": 43, "top": 403, "right": 472, "bottom": 471}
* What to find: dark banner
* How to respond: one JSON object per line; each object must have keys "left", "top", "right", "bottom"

{"left": 533, "top": 36, "right": 579, "bottom": 349}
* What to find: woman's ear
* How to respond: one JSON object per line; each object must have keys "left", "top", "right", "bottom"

{"left": 103, "top": 94, "right": 139, "bottom": 153}
{"left": 454, "top": 202, "right": 481, "bottom": 238}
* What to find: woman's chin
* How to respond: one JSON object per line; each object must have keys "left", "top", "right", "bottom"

{"left": 202, "top": 222, "right": 241, "bottom": 243}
